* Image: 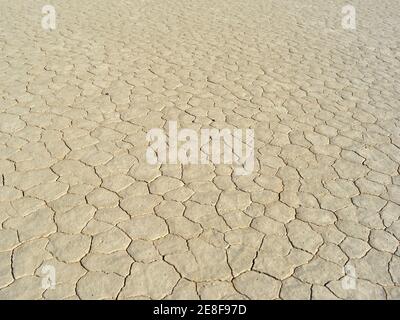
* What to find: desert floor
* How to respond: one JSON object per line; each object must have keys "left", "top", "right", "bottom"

{"left": 0, "top": 0, "right": 399, "bottom": 299}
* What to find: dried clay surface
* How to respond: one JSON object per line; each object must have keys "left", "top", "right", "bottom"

{"left": 0, "top": 0, "right": 399, "bottom": 300}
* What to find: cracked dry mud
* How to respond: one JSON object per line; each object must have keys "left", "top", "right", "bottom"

{"left": 0, "top": 0, "right": 399, "bottom": 300}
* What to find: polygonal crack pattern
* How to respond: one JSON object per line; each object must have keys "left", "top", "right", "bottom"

{"left": 0, "top": 0, "right": 399, "bottom": 300}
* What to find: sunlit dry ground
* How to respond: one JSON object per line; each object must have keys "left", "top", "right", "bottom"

{"left": 0, "top": 0, "right": 399, "bottom": 299}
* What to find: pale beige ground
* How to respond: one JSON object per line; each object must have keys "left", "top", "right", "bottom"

{"left": 0, "top": 0, "right": 399, "bottom": 300}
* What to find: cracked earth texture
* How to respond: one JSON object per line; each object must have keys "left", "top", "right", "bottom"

{"left": 0, "top": 0, "right": 399, "bottom": 300}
